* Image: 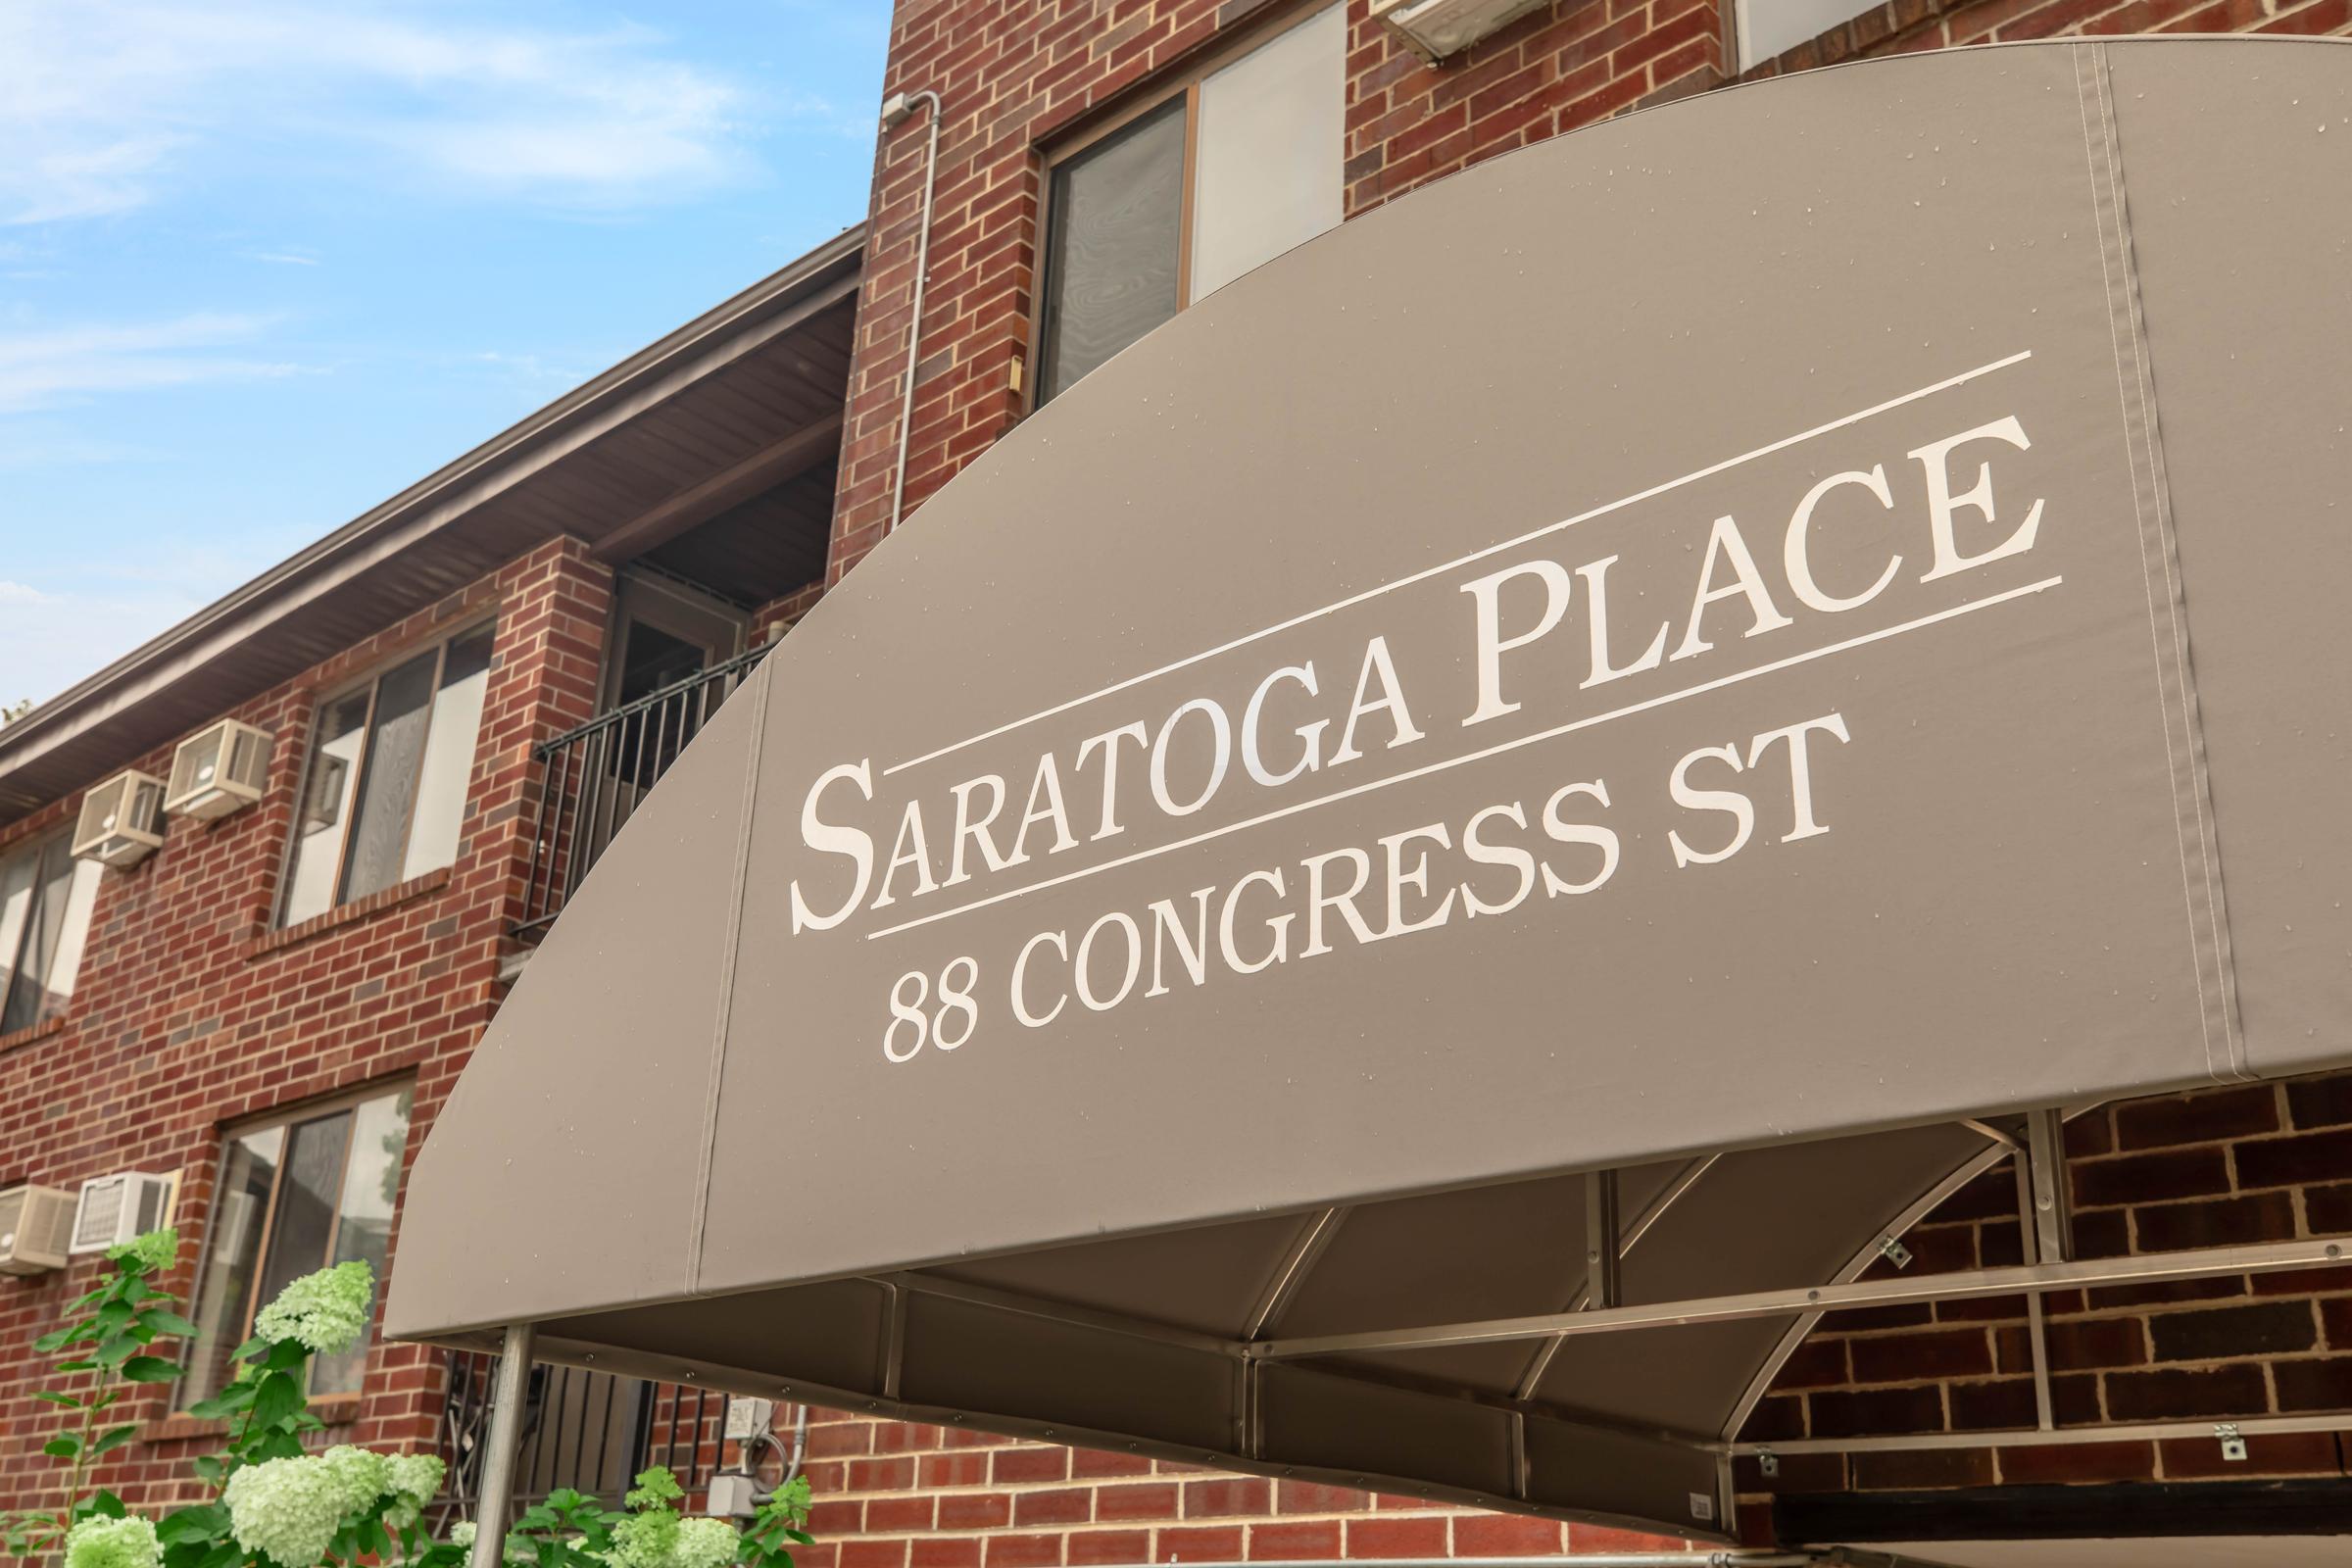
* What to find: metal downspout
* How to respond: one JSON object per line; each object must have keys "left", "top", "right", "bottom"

{"left": 879, "top": 87, "right": 944, "bottom": 533}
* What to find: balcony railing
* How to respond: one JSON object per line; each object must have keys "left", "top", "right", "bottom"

{"left": 432, "top": 1350, "right": 728, "bottom": 1521}
{"left": 515, "top": 644, "right": 773, "bottom": 935}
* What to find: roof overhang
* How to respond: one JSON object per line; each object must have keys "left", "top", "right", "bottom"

{"left": 0, "top": 224, "right": 863, "bottom": 823}
{"left": 390, "top": 38, "right": 2352, "bottom": 1544}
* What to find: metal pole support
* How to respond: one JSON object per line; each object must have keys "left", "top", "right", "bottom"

{"left": 469, "top": 1322, "right": 538, "bottom": 1568}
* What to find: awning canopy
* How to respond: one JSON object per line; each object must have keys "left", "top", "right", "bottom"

{"left": 390, "top": 37, "right": 2352, "bottom": 1544}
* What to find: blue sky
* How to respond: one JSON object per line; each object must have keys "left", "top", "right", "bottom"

{"left": 0, "top": 0, "right": 885, "bottom": 710}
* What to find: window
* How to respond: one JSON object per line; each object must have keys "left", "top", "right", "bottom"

{"left": 181, "top": 1084, "right": 413, "bottom": 1406}
{"left": 1036, "top": 4, "right": 1344, "bottom": 403}
{"left": 279, "top": 624, "right": 494, "bottom": 926}
{"left": 1734, "top": 0, "right": 1878, "bottom": 70}
{"left": 0, "top": 835, "right": 101, "bottom": 1035}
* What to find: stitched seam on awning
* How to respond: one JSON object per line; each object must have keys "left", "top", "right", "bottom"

{"left": 2075, "top": 42, "right": 2248, "bottom": 1083}
{"left": 687, "top": 668, "right": 772, "bottom": 1293}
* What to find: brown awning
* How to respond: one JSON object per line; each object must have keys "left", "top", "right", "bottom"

{"left": 389, "top": 37, "right": 2352, "bottom": 1542}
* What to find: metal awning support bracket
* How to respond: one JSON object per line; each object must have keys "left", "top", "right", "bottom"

{"left": 1586, "top": 1169, "right": 1622, "bottom": 1310}
{"left": 2011, "top": 1134, "right": 2057, "bottom": 1429}
{"left": 1246, "top": 1236, "right": 2352, "bottom": 1359}
{"left": 2026, "top": 1106, "right": 2074, "bottom": 1264}
{"left": 467, "top": 1322, "right": 537, "bottom": 1568}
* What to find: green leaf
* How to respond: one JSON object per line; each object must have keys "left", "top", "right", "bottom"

{"left": 141, "top": 1308, "right": 200, "bottom": 1338}
{"left": 89, "top": 1494, "right": 126, "bottom": 1521}
{"left": 119, "top": 1355, "right": 181, "bottom": 1383}
{"left": 94, "top": 1301, "right": 134, "bottom": 1334}
{"left": 190, "top": 1455, "right": 223, "bottom": 1486}
{"left": 93, "top": 1334, "right": 143, "bottom": 1368}
{"left": 89, "top": 1424, "right": 139, "bottom": 1458}
{"left": 53, "top": 1359, "right": 98, "bottom": 1374}
{"left": 157, "top": 1506, "right": 229, "bottom": 1545}
{"left": 40, "top": 1435, "right": 78, "bottom": 1459}
{"left": 251, "top": 1369, "right": 302, "bottom": 1429}
{"left": 28, "top": 1390, "right": 81, "bottom": 1408}
{"left": 31, "top": 1328, "right": 75, "bottom": 1354}
{"left": 187, "top": 1382, "right": 255, "bottom": 1420}
{"left": 263, "top": 1339, "right": 310, "bottom": 1372}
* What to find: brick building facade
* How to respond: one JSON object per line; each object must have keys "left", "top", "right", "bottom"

{"left": 2, "top": 0, "right": 2349, "bottom": 1560}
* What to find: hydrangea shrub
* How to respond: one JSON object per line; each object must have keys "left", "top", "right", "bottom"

{"left": 1, "top": 1233, "right": 816, "bottom": 1568}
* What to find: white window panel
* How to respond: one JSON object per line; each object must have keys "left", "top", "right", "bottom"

{"left": 1737, "top": 0, "right": 1879, "bottom": 70}
{"left": 1190, "top": 5, "right": 1346, "bottom": 301}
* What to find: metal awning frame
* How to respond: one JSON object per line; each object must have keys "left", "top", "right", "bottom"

{"left": 457, "top": 1104, "right": 2352, "bottom": 1567}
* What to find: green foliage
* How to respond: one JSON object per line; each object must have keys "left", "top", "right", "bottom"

{"left": 2, "top": 1234, "right": 820, "bottom": 1568}
{"left": 0, "top": 1228, "right": 190, "bottom": 1558}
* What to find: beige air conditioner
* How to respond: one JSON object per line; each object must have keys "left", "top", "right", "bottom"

{"left": 72, "top": 770, "right": 166, "bottom": 868}
{"left": 69, "top": 1171, "right": 175, "bottom": 1255}
{"left": 0, "top": 1185, "right": 76, "bottom": 1275}
{"left": 167, "top": 719, "right": 272, "bottom": 821}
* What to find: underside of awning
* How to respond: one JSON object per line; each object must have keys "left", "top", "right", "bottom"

{"left": 391, "top": 36, "right": 2352, "bottom": 1545}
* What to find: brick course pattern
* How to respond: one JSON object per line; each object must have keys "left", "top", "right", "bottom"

{"left": 827, "top": 0, "right": 2350, "bottom": 582}
{"left": 1732, "top": 1071, "right": 2352, "bottom": 1540}
{"left": 0, "top": 538, "right": 612, "bottom": 1515}
{"left": 787, "top": 1417, "right": 1693, "bottom": 1568}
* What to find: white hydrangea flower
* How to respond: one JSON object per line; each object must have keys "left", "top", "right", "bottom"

{"left": 224, "top": 1455, "right": 350, "bottom": 1567}
{"left": 669, "top": 1517, "right": 742, "bottom": 1568}
{"left": 64, "top": 1517, "right": 161, "bottom": 1568}
{"left": 450, "top": 1522, "right": 478, "bottom": 1549}
{"left": 386, "top": 1451, "right": 445, "bottom": 1507}
{"left": 254, "top": 1259, "right": 375, "bottom": 1355}
{"left": 321, "top": 1446, "right": 391, "bottom": 1516}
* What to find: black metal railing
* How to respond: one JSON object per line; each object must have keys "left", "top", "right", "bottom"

{"left": 515, "top": 644, "right": 773, "bottom": 935}
{"left": 432, "top": 1351, "right": 728, "bottom": 1521}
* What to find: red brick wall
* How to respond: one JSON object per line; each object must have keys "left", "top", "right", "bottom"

{"left": 0, "top": 538, "right": 612, "bottom": 1514}
{"left": 1731, "top": 1069, "right": 2352, "bottom": 1540}
{"left": 825, "top": 0, "right": 2352, "bottom": 583}
{"left": 789, "top": 1417, "right": 1692, "bottom": 1568}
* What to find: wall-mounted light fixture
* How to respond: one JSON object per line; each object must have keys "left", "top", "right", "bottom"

{"left": 1369, "top": 0, "right": 1548, "bottom": 64}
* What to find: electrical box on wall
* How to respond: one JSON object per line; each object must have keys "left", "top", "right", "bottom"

{"left": 167, "top": 718, "right": 272, "bottom": 821}
{"left": 72, "top": 770, "right": 166, "bottom": 868}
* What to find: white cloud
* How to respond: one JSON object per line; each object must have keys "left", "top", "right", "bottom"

{"left": 0, "top": 313, "right": 298, "bottom": 413}
{"left": 243, "top": 250, "right": 319, "bottom": 267}
{"left": 0, "top": 2, "right": 789, "bottom": 224}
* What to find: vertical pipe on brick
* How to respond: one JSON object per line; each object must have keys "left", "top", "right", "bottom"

{"left": 879, "top": 88, "right": 944, "bottom": 533}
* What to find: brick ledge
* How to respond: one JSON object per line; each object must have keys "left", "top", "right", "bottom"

{"left": 248, "top": 868, "right": 453, "bottom": 958}
{"left": 0, "top": 1013, "right": 69, "bottom": 1056}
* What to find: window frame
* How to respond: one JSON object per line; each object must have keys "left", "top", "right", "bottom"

{"left": 0, "top": 829, "right": 99, "bottom": 1035}
{"left": 1023, "top": 0, "right": 1341, "bottom": 412}
{"left": 274, "top": 618, "right": 496, "bottom": 927}
{"left": 178, "top": 1077, "right": 416, "bottom": 1408}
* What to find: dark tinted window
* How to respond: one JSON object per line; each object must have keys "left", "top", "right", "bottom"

{"left": 1038, "top": 99, "right": 1186, "bottom": 404}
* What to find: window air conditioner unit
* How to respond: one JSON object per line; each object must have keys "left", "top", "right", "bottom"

{"left": 69, "top": 1171, "right": 175, "bottom": 1256}
{"left": 0, "top": 1185, "right": 77, "bottom": 1275}
{"left": 1369, "top": 0, "right": 1548, "bottom": 63}
{"left": 166, "top": 719, "right": 272, "bottom": 821}
{"left": 72, "top": 770, "right": 167, "bottom": 868}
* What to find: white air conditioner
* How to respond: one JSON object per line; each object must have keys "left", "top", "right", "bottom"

{"left": 70, "top": 1171, "right": 175, "bottom": 1255}
{"left": 1369, "top": 0, "right": 1547, "bottom": 63}
{"left": 0, "top": 1185, "right": 77, "bottom": 1275}
{"left": 166, "top": 719, "right": 272, "bottom": 821}
{"left": 72, "top": 769, "right": 167, "bottom": 868}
